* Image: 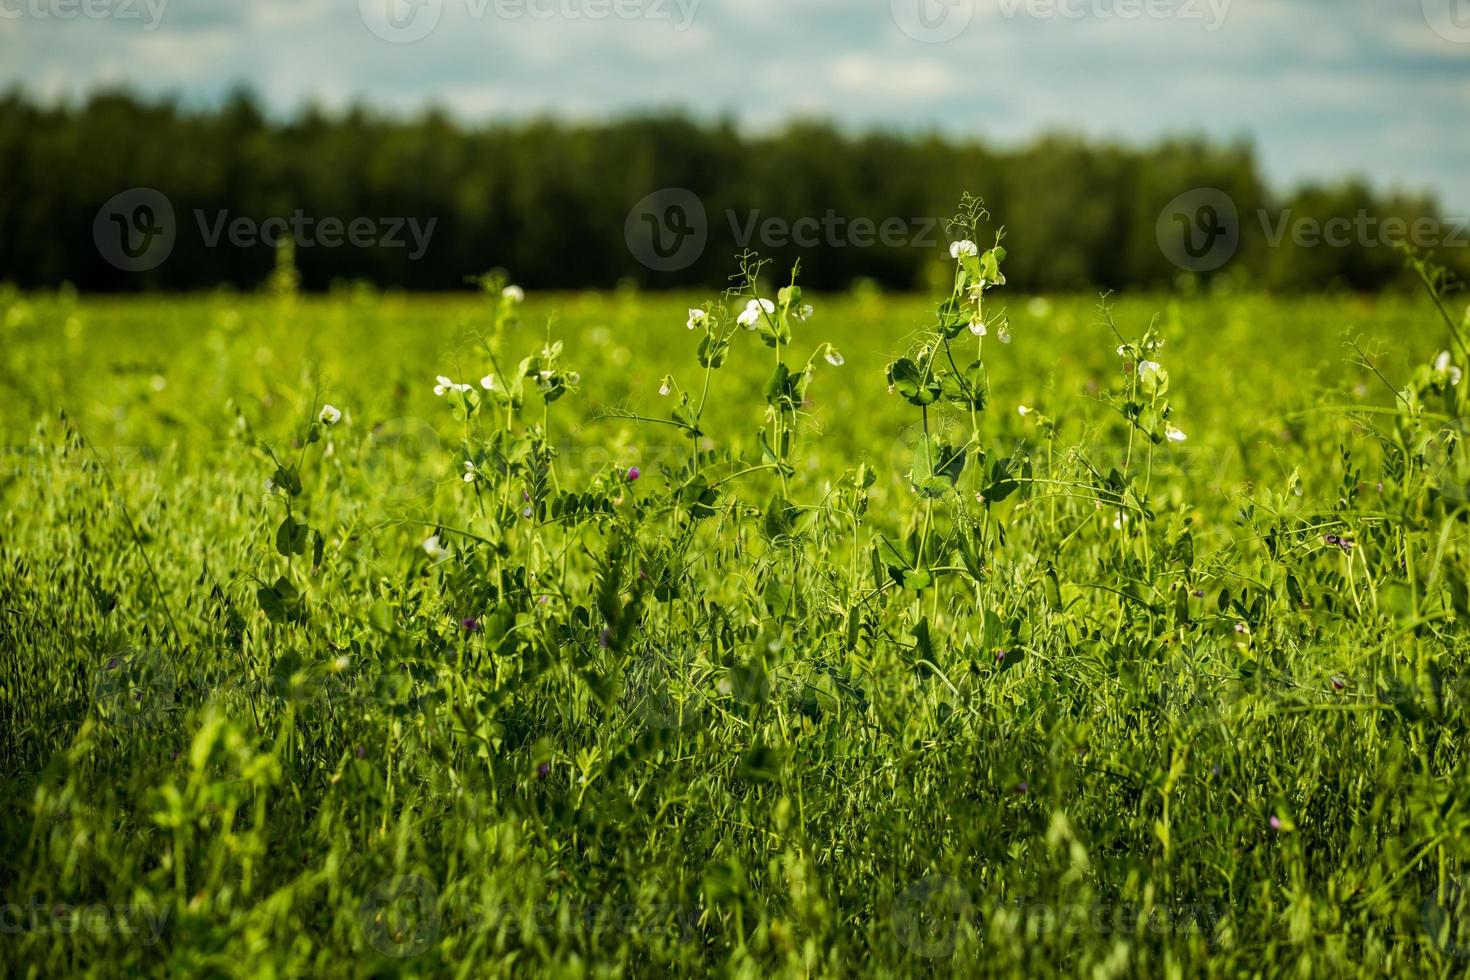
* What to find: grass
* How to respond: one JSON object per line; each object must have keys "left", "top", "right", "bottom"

{"left": 2, "top": 252, "right": 1470, "bottom": 977}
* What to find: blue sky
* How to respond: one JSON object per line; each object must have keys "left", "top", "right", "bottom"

{"left": 4, "top": 0, "right": 1469, "bottom": 210}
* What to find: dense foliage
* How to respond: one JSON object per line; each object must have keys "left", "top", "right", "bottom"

{"left": 3, "top": 207, "right": 1470, "bottom": 974}
{"left": 2, "top": 90, "right": 1463, "bottom": 293}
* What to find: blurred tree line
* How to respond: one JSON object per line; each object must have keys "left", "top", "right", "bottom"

{"left": 2, "top": 90, "right": 1463, "bottom": 293}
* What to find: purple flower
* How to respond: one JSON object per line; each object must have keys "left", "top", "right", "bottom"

{"left": 536, "top": 761, "right": 551, "bottom": 779}
{"left": 599, "top": 627, "right": 612, "bottom": 649}
{"left": 355, "top": 746, "right": 366, "bottom": 759}
{"left": 995, "top": 649, "right": 1006, "bottom": 664}
{"left": 1269, "top": 815, "right": 1283, "bottom": 830}
{"left": 1210, "top": 764, "right": 1221, "bottom": 777}
{"left": 1324, "top": 534, "right": 1340, "bottom": 546}
{"left": 461, "top": 617, "right": 481, "bottom": 632}
{"left": 627, "top": 466, "right": 641, "bottom": 483}
{"left": 522, "top": 490, "right": 531, "bottom": 502}
{"left": 1233, "top": 623, "right": 1248, "bottom": 634}
{"left": 1331, "top": 676, "right": 1346, "bottom": 692}
{"left": 1013, "top": 781, "right": 1029, "bottom": 794}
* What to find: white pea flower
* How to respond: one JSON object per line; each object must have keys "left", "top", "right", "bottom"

{"left": 969, "top": 316, "right": 987, "bottom": 337}
{"left": 319, "top": 404, "right": 342, "bottom": 426}
{"left": 1137, "top": 360, "right": 1167, "bottom": 390}
{"left": 737, "top": 297, "right": 775, "bottom": 328}
{"left": 1018, "top": 405, "right": 1032, "bottom": 416}
{"left": 824, "top": 347, "right": 845, "bottom": 367}
{"left": 1112, "top": 512, "right": 1129, "bottom": 530}
{"left": 1435, "top": 350, "right": 1462, "bottom": 386}
{"left": 463, "top": 460, "right": 478, "bottom": 483}
{"left": 658, "top": 376, "right": 672, "bottom": 397}
{"left": 950, "top": 239, "right": 978, "bottom": 259}
{"left": 1165, "top": 425, "right": 1187, "bottom": 443}
{"left": 422, "top": 535, "right": 449, "bottom": 561}
{"left": 434, "top": 375, "right": 471, "bottom": 396}
{"left": 502, "top": 285, "right": 525, "bottom": 303}
{"left": 997, "top": 324, "right": 1012, "bottom": 344}
{"left": 1116, "top": 345, "right": 1129, "bottom": 357}
{"left": 480, "top": 374, "right": 495, "bottom": 390}
{"left": 686, "top": 308, "right": 707, "bottom": 330}
{"left": 566, "top": 371, "right": 581, "bottom": 386}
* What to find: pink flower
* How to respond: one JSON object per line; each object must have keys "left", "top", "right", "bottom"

{"left": 627, "top": 466, "right": 641, "bottom": 483}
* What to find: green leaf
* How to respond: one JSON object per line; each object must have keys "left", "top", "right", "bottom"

{"left": 271, "top": 464, "right": 302, "bottom": 497}
{"left": 679, "top": 475, "right": 719, "bottom": 519}
{"left": 982, "top": 458, "right": 1019, "bottom": 503}
{"left": 887, "top": 358, "right": 939, "bottom": 406}
{"left": 697, "top": 333, "right": 728, "bottom": 369}
{"left": 762, "top": 494, "right": 797, "bottom": 540}
{"left": 275, "top": 516, "right": 309, "bottom": 557}
{"left": 765, "top": 362, "right": 792, "bottom": 409}
{"left": 257, "top": 576, "right": 303, "bottom": 623}
{"left": 737, "top": 741, "right": 785, "bottom": 783}
{"left": 911, "top": 435, "right": 966, "bottom": 498}
{"left": 980, "top": 246, "right": 1006, "bottom": 285}
{"left": 912, "top": 618, "right": 936, "bottom": 661}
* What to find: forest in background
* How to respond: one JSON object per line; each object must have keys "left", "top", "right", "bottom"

{"left": 2, "top": 90, "right": 1464, "bottom": 293}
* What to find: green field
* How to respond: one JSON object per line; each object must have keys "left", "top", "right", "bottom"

{"left": 4, "top": 256, "right": 1470, "bottom": 975}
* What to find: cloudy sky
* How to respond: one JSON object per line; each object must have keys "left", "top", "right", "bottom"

{"left": 4, "top": 0, "right": 1469, "bottom": 210}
